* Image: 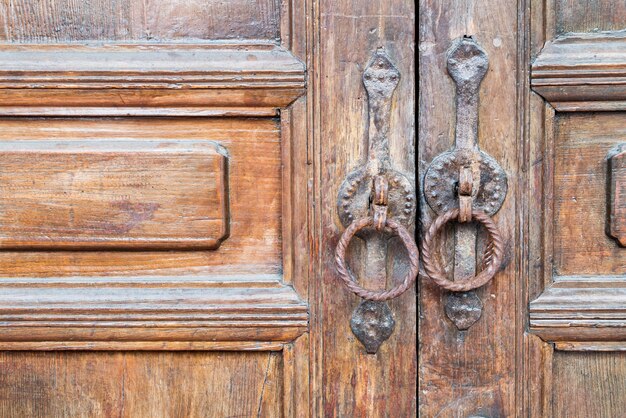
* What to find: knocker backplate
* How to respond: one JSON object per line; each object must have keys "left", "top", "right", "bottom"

{"left": 337, "top": 168, "right": 415, "bottom": 232}
{"left": 423, "top": 149, "right": 507, "bottom": 216}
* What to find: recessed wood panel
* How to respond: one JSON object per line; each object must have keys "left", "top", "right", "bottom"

{"left": 0, "top": 118, "right": 281, "bottom": 276}
{"left": 556, "top": 0, "right": 626, "bottom": 34}
{"left": 554, "top": 113, "right": 626, "bottom": 275}
{"left": 0, "top": 140, "right": 228, "bottom": 250}
{"left": 0, "top": 351, "right": 282, "bottom": 417}
{"left": 0, "top": 0, "right": 280, "bottom": 42}
{"left": 553, "top": 352, "right": 626, "bottom": 417}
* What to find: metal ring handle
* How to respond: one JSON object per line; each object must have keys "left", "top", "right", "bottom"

{"left": 422, "top": 209, "right": 505, "bottom": 292}
{"left": 335, "top": 216, "right": 419, "bottom": 301}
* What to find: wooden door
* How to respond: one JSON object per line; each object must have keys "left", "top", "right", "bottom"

{"left": 0, "top": 0, "right": 417, "bottom": 417}
{"left": 419, "top": 1, "right": 626, "bottom": 417}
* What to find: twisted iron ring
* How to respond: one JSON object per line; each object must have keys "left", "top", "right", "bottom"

{"left": 421, "top": 208, "right": 504, "bottom": 292}
{"left": 335, "top": 216, "right": 419, "bottom": 301}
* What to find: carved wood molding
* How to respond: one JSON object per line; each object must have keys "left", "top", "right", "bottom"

{"left": 530, "top": 276, "right": 626, "bottom": 342}
{"left": 0, "top": 43, "right": 305, "bottom": 115}
{"left": 528, "top": 40, "right": 626, "bottom": 349}
{"left": 0, "top": 275, "right": 308, "bottom": 350}
{"left": 608, "top": 144, "right": 626, "bottom": 246}
{"left": 531, "top": 33, "right": 626, "bottom": 111}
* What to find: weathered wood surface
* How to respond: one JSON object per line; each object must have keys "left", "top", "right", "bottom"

{"left": 530, "top": 276, "right": 626, "bottom": 341}
{"left": 526, "top": 0, "right": 626, "bottom": 416}
{"left": 552, "top": 352, "right": 626, "bottom": 417}
{"left": 0, "top": 351, "right": 283, "bottom": 417}
{"left": 0, "top": 140, "right": 228, "bottom": 250}
{"left": 531, "top": 34, "right": 626, "bottom": 111}
{"left": 0, "top": 0, "right": 280, "bottom": 42}
{"left": 0, "top": 0, "right": 419, "bottom": 416}
{"left": 0, "top": 44, "right": 305, "bottom": 112}
{"left": 0, "top": 117, "right": 282, "bottom": 276}
{"left": 419, "top": 0, "right": 520, "bottom": 416}
{"left": 609, "top": 144, "right": 626, "bottom": 247}
{"left": 315, "top": 0, "right": 416, "bottom": 415}
{"left": 556, "top": 0, "right": 626, "bottom": 34}
{"left": 553, "top": 113, "right": 626, "bottom": 275}
{"left": 0, "top": 275, "right": 307, "bottom": 348}
{"left": 0, "top": 0, "right": 320, "bottom": 413}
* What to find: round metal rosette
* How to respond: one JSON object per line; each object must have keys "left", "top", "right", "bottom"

{"left": 336, "top": 168, "right": 415, "bottom": 232}
{"left": 423, "top": 149, "right": 507, "bottom": 216}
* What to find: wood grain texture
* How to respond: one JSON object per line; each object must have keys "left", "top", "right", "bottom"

{"left": 0, "top": 140, "right": 228, "bottom": 250}
{"left": 0, "top": 44, "right": 305, "bottom": 112}
{"left": 556, "top": 0, "right": 626, "bottom": 34}
{"left": 279, "top": 0, "right": 314, "bottom": 414}
{"left": 0, "top": 0, "right": 419, "bottom": 416}
{"left": 556, "top": 341, "right": 626, "bottom": 351}
{"left": 552, "top": 352, "right": 626, "bottom": 417}
{"left": 531, "top": 33, "right": 626, "bottom": 111}
{"left": 608, "top": 144, "right": 626, "bottom": 246}
{"left": 315, "top": 0, "right": 416, "bottom": 416}
{"left": 0, "top": 351, "right": 283, "bottom": 417}
{"left": 0, "top": 275, "right": 307, "bottom": 348}
{"left": 554, "top": 113, "right": 626, "bottom": 276}
{"left": 530, "top": 276, "right": 626, "bottom": 342}
{"left": 419, "top": 0, "right": 520, "bottom": 416}
{"left": 0, "top": 117, "right": 282, "bottom": 276}
{"left": 528, "top": 2, "right": 626, "bottom": 415}
{"left": 0, "top": 0, "right": 280, "bottom": 42}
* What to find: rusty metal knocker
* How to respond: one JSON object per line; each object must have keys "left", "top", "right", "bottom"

{"left": 421, "top": 208, "right": 504, "bottom": 292}
{"left": 335, "top": 210, "right": 419, "bottom": 302}
{"left": 422, "top": 37, "right": 508, "bottom": 330}
{"left": 334, "top": 49, "right": 418, "bottom": 353}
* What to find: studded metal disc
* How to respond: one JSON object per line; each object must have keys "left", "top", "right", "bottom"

{"left": 337, "top": 168, "right": 415, "bottom": 230}
{"left": 424, "top": 149, "right": 507, "bottom": 216}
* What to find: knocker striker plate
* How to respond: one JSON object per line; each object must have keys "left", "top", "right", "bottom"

{"left": 351, "top": 300, "right": 395, "bottom": 354}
